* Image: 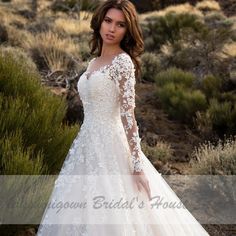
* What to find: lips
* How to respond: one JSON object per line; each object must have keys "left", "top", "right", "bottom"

{"left": 106, "top": 34, "right": 115, "bottom": 39}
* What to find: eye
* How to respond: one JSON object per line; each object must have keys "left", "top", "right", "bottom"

{"left": 118, "top": 23, "right": 125, "bottom": 27}
{"left": 104, "top": 18, "right": 110, "bottom": 23}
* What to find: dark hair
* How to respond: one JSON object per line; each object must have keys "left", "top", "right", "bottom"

{"left": 89, "top": 0, "right": 144, "bottom": 80}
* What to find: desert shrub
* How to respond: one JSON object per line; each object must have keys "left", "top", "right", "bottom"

{"left": 0, "top": 46, "right": 38, "bottom": 73}
{"left": 204, "top": 11, "right": 233, "bottom": 29}
{"left": 160, "top": 25, "right": 233, "bottom": 81}
{"left": 0, "top": 50, "right": 79, "bottom": 174}
{"left": 144, "top": 12, "right": 204, "bottom": 51}
{"left": 190, "top": 135, "right": 236, "bottom": 175}
{"left": 154, "top": 67, "right": 195, "bottom": 88}
{"left": 141, "top": 140, "right": 173, "bottom": 163}
{"left": 219, "top": 91, "right": 236, "bottom": 103}
{"left": 158, "top": 83, "right": 207, "bottom": 122}
{"left": 130, "top": 0, "right": 161, "bottom": 13}
{"left": 131, "top": 0, "right": 203, "bottom": 13}
{"left": 78, "top": 40, "right": 91, "bottom": 61}
{"left": 51, "top": 0, "right": 99, "bottom": 12}
{"left": 26, "top": 19, "right": 52, "bottom": 34}
{"left": 76, "top": 32, "right": 92, "bottom": 61}
{"left": 0, "top": 129, "right": 45, "bottom": 174}
{"left": 196, "top": 0, "right": 221, "bottom": 12}
{"left": 195, "top": 98, "right": 236, "bottom": 138}
{"left": 189, "top": 136, "right": 236, "bottom": 204}
{"left": 5, "top": 26, "right": 34, "bottom": 48}
{"left": 200, "top": 74, "right": 222, "bottom": 99}
{"left": 155, "top": 68, "right": 207, "bottom": 122}
{"left": 24, "top": 31, "right": 80, "bottom": 73}
{"left": 140, "top": 52, "right": 162, "bottom": 82}
{"left": 54, "top": 16, "right": 92, "bottom": 36}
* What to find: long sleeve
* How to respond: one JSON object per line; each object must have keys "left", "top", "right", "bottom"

{"left": 117, "top": 55, "right": 144, "bottom": 173}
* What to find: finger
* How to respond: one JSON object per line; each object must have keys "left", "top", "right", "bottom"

{"left": 147, "top": 182, "right": 151, "bottom": 200}
{"left": 143, "top": 181, "right": 151, "bottom": 200}
{"left": 137, "top": 182, "right": 142, "bottom": 192}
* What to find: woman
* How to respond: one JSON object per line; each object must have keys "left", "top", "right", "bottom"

{"left": 36, "top": 0, "right": 210, "bottom": 235}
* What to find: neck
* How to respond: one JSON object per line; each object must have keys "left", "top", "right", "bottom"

{"left": 100, "top": 45, "right": 123, "bottom": 58}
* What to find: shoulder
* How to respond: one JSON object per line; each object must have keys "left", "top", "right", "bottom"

{"left": 88, "top": 57, "right": 96, "bottom": 65}
{"left": 117, "top": 52, "right": 133, "bottom": 66}
{"left": 113, "top": 52, "right": 135, "bottom": 73}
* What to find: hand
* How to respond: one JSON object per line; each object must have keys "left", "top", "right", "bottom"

{"left": 132, "top": 170, "right": 151, "bottom": 201}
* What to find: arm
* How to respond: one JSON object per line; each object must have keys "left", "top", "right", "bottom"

{"left": 118, "top": 56, "right": 144, "bottom": 173}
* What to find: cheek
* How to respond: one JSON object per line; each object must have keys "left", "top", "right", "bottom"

{"left": 100, "top": 21, "right": 107, "bottom": 31}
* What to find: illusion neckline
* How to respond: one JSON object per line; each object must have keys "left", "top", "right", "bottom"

{"left": 84, "top": 52, "right": 128, "bottom": 80}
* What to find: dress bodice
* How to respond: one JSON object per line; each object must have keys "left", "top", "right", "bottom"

{"left": 77, "top": 52, "right": 144, "bottom": 172}
{"left": 77, "top": 57, "right": 120, "bottom": 123}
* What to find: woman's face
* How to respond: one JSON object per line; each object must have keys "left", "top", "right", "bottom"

{"left": 99, "top": 8, "right": 127, "bottom": 46}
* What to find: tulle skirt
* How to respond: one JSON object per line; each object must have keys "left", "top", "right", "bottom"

{"left": 36, "top": 120, "right": 209, "bottom": 236}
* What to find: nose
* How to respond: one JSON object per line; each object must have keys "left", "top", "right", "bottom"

{"left": 109, "top": 23, "right": 115, "bottom": 32}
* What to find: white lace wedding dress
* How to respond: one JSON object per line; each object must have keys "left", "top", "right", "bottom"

{"left": 36, "top": 52, "right": 210, "bottom": 235}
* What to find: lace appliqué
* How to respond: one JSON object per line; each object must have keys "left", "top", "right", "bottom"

{"left": 109, "top": 54, "right": 144, "bottom": 172}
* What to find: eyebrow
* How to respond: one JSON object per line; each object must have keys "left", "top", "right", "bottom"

{"left": 104, "top": 16, "right": 126, "bottom": 24}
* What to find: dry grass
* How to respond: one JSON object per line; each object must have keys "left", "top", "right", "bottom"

{"left": 6, "top": 26, "right": 34, "bottom": 48}
{"left": 141, "top": 140, "right": 173, "bottom": 163}
{"left": 222, "top": 43, "right": 236, "bottom": 57}
{"left": 0, "top": 4, "right": 27, "bottom": 26}
{"left": 190, "top": 136, "right": 236, "bottom": 174}
{"left": 54, "top": 12, "right": 92, "bottom": 35}
{"left": 79, "top": 10, "right": 93, "bottom": 20}
{"left": 140, "top": 3, "right": 203, "bottom": 21}
{"left": 196, "top": 0, "right": 221, "bottom": 12}
{"left": 23, "top": 31, "right": 79, "bottom": 72}
{"left": 11, "top": 0, "right": 50, "bottom": 12}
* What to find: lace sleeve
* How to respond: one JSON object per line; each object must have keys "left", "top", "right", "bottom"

{"left": 117, "top": 55, "right": 144, "bottom": 173}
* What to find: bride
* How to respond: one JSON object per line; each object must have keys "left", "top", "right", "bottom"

{"left": 36, "top": 0, "right": 210, "bottom": 235}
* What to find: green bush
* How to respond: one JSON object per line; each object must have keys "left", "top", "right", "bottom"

{"left": 0, "top": 46, "right": 38, "bottom": 72}
{"left": 219, "top": 91, "right": 236, "bottom": 103}
{"left": 0, "top": 50, "right": 79, "bottom": 174}
{"left": 144, "top": 12, "right": 204, "bottom": 51}
{"left": 0, "top": 129, "right": 45, "bottom": 174}
{"left": 158, "top": 14, "right": 234, "bottom": 81}
{"left": 141, "top": 52, "right": 162, "bottom": 82}
{"left": 158, "top": 83, "right": 207, "bottom": 122}
{"left": 204, "top": 12, "right": 234, "bottom": 29}
{"left": 154, "top": 67, "right": 195, "bottom": 88}
{"left": 200, "top": 74, "right": 222, "bottom": 99}
{"left": 195, "top": 98, "right": 236, "bottom": 138}
{"left": 155, "top": 68, "right": 207, "bottom": 122}
{"left": 207, "top": 98, "right": 236, "bottom": 135}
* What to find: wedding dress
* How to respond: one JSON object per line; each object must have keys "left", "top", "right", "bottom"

{"left": 36, "top": 52, "right": 210, "bottom": 235}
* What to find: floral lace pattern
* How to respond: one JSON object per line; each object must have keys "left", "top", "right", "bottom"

{"left": 81, "top": 52, "right": 144, "bottom": 172}
{"left": 109, "top": 53, "right": 144, "bottom": 172}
